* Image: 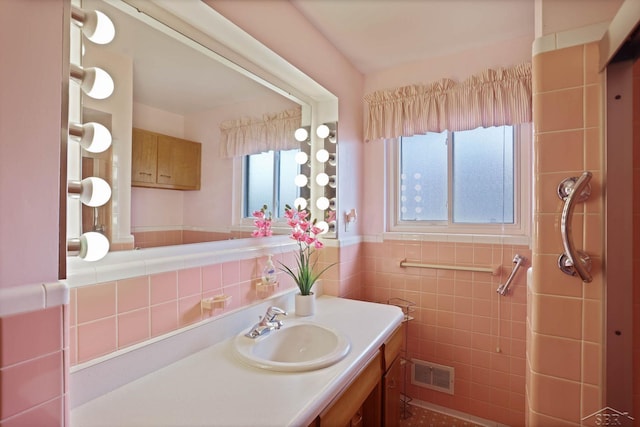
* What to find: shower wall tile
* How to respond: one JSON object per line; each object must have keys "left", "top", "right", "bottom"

{"left": 534, "top": 87, "right": 584, "bottom": 133}
{"left": 537, "top": 130, "right": 584, "bottom": 173}
{"left": 531, "top": 42, "right": 605, "bottom": 423}
{"left": 532, "top": 44, "right": 584, "bottom": 93}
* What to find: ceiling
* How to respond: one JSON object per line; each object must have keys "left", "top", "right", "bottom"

{"left": 84, "top": 0, "right": 535, "bottom": 115}
{"left": 291, "top": 0, "right": 535, "bottom": 74}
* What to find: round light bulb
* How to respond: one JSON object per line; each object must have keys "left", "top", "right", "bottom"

{"left": 316, "top": 173, "right": 329, "bottom": 187}
{"left": 316, "top": 197, "right": 330, "bottom": 210}
{"left": 79, "top": 177, "right": 112, "bottom": 207}
{"left": 73, "top": 122, "right": 112, "bottom": 153}
{"left": 294, "top": 127, "right": 309, "bottom": 142}
{"left": 79, "top": 232, "right": 110, "bottom": 261}
{"left": 315, "top": 221, "right": 329, "bottom": 234}
{"left": 316, "top": 149, "right": 330, "bottom": 163}
{"left": 83, "top": 10, "right": 116, "bottom": 45}
{"left": 294, "top": 174, "right": 308, "bottom": 187}
{"left": 294, "top": 151, "right": 308, "bottom": 165}
{"left": 316, "top": 124, "right": 330, "bottom": 139}
{"left": 82, "top": 67, "right": 114, "bottom": 99}
{"left": 293, "top": 197, "right": 307, "bottom": 210}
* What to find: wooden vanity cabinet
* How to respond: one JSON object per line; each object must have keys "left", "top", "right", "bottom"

{"left": 132, "top": 128, "right": 201, "bottom": 190}
{"left": 309, "top": 323, "right": 404, "bottom": 427}
{"left": 383, "top": 323, "right": 404, "bottom": 427}
{"left": 315, "top": 351, "right": 382, "bottom": 427}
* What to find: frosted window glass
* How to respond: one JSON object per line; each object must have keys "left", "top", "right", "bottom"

{"left": 246, "top": 151, "right": 274, "bottom": 215}
{"left": 452, "top": 126, "right": 514, "bottom": 223}
{"left": 278, "top": 149, "right": 299, "bottom": 217}
{"left": 245, "top": 149, "right": 300, "bottom": 218}
{"left": 400, "top": 132, "right": 448, "bottom": 221}
{"left": 399, "top": 126, "right": 515, "bottom": 226}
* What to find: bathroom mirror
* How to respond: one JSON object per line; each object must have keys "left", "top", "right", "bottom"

{"left": 78, "top": 0, "right": 319, "bottom": 252}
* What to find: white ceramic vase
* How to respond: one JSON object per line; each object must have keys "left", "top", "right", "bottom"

{"left": 295, "top": 292, "right": 316, "bottom": 316}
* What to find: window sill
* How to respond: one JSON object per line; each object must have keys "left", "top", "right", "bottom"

{"left": 379, "top": 232, "right": 530, "bottom": 246}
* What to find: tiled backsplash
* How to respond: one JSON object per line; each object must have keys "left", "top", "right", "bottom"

{"left": 69, "top": 255, "right": 291, "bottom": 365}
{"left": 68, "top": 248, "right": 344, "bottom": 365}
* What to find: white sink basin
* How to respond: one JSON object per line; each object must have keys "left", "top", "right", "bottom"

{"left": 233, "top": 321, "right": 351, "bottom": 372}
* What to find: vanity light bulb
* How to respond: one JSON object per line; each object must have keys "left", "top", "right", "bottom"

{"left": 84, "top": 67, "right": 114, "bottom": 99}
{"left": 72, "top": 6, "right": 116, "bottom": 45}
{"left": 294, "top": 151, "right": 308, "bottom": 165}
{"left": 71, "top": 64, "right": 114, "bottom": 100}
{"left": 69, "top": 231, "right": 110, "bottom": 262}
{"left": 69, "top": 122, "right": 112, "bottom": 153}
{"left": 315, "top": 221, "right": 329, "bottom": 234}
{"left": 293, "top": 197, "right": 307, "bottom": 210}
{"left": 294, "top": 174, "right": 308, "bottom": 187}
{"left": 316, "top": 197, "right": 330, "bottom": 210}
{"left": 294, "top": 127, "right": 309, "bottom": 142}
{"left": 316, "top": 173, "right": 330, "bottom": 187}
{"left": 316, "top": 124, "right": 330, "bottom": 139}
{"left": 82, "top": 10, "right": 116, "bottom": 45}
{"left": 69, "top": 177, "right": 112, "bottom": 207}
{"left": 316, "top": 149, "right": 330, "bottom": 163}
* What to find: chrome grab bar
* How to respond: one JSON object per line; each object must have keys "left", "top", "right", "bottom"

{"left": 556, "top": 171, "right": 593, "bottom": 283}
{"left": 496, "top": 254, "right": 525, "bottom": 296}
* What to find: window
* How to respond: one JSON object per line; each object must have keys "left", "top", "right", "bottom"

{"left": 391, "top": 125, "right": 530, "bottom": 235}
{"left": 244, "top": 148, "right": 302, "bottom": 219}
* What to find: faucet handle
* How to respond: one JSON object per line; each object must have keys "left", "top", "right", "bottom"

{"left": 265, "top": 306, "right": 287, "bottom": 322}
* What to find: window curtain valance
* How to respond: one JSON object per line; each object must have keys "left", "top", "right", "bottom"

{"left": 364, "top": 63, "right": 531, "bottom": 141}
{"left": 219, "top": 106, "right": 302, "bottom": 157}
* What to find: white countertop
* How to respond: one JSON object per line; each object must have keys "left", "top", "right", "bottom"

{"left": 71, "top": 296, "right": 404, "bottom": 427}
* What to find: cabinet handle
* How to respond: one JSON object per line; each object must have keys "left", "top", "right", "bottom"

{"left": 160, "top": 174, "right": 171, "bottom": 178}
{"left": 351, "top": 412, "right": 363, "bottom": 426}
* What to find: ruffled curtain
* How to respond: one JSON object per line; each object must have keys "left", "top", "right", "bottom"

{"left": 219, "top": 106, "right": 302, "bottom": 157}
{"left": 364, "top": 63, "right": 531, "bottom": 141}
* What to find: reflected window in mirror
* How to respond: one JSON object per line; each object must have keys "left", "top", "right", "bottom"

{"left": 245, "top": 148, "right": 304, "bottom": 219}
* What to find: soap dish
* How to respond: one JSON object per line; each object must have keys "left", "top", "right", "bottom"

{"left": 201, "top": 294, "right": 232, "bottom": 310}
{"left": 256, "top": 281, "right": 279, "bottom": 298}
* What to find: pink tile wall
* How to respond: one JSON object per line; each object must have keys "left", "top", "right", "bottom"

{"left": 0, "top": 307, "right": 66, "bottom": 426}
{"left": 530, "top": 42, "right": 605, "bottom": 425}
{"left": 69, "top": 254, "right": 310, "bottom": 365}
{"left": 360, "top": 240, "right": 530, "bottom": 426}
{"left": 69, "top": 246, "right": 358, "bottom": 366}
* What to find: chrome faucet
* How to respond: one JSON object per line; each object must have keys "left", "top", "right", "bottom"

{"left": 245, "top": 306, "right": 287, "bottom": 338}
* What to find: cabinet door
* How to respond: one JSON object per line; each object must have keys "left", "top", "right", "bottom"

{"left": 157, "top": 135, "right": 201, "bottom": 190}
{"left": 383, "top": 356, "right": 402, "bottom": 427}
{"left": 131, "top": 128, "right": 157, "bottom": 185}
